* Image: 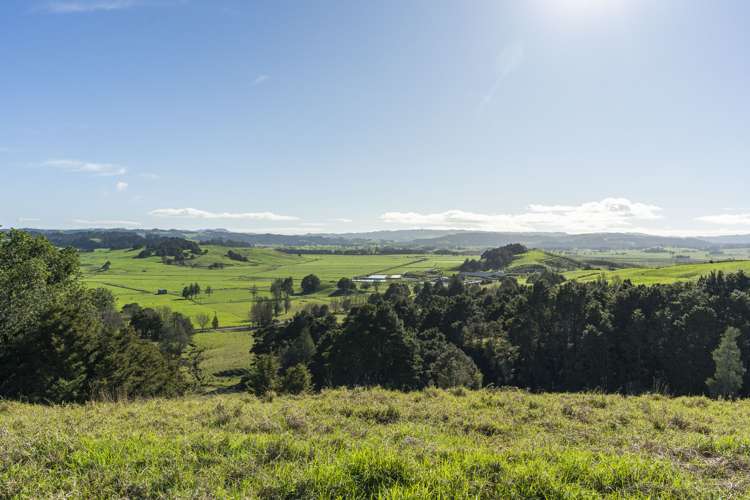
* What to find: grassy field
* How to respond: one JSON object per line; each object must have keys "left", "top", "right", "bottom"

{"left": 193, "top": 331, "right": 254, "bottom": 391}
{"left": 2, "top": 388, "right": 748, "bottom": 498}
{"left": 565, "top": 259, "right": 750, "bottom": 285}
{"left": 560, "top": 247, "right": 750, "bottom": 268}
{"left": 79, "top": 247, "right": 472, "bottom": 327}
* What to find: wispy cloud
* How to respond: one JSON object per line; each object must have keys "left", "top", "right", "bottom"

{"left": 116, "top": 181, "right": 129, "bottom": 192}
{"left": 696, "top": 213, "right": 750, "bottom": 226}
{"left": 381, "top": 198, "right": 662, "bottom": 233}
{"left": 139, "top": 173, "right": 160, "bottom": 180}
{"left": 149, "top": 207, "right": 299, "bottom": 221}
{"left": 331, "top": 218, "right": 353, "bottom": 223}
{"left": 480, "top": 42, "right": 525, "bottom": 108}
{"left": 45, "top": 159, "right": 127, "bottom": 176}
{"left": 41, "top": 0, "right": 136, "bottom": 13}
{"left": 18, "top": 217, "right": 41, "bottom": 223}
{"left": 72, "top": 218, "right": 142, "bottom": 227}
{"left": 253, "top": 74, "right": 270, "bottom": 86}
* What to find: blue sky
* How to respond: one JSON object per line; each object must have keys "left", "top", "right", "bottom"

{"left": 1, "top": 0, "right": 749, "bottom": 235}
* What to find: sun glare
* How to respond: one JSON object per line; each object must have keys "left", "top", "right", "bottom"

{"left": 540, "top": 0, "right": 628, "bottom": 26}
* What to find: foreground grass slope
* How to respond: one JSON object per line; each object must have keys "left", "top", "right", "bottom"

{"left": 1, "top": 389, "right": 748, "bottom": 498}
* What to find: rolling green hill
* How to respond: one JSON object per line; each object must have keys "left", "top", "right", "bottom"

{"left": 507, "top": 249, "right": 586, "bottom": 273}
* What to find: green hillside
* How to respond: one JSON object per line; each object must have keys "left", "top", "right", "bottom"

{"left": 566, "top": 260, "right": 750, "bottom": 285}
{"left": 2, "top": 389, "right": 748, "bottom": 498}
{"left": 506, "top": 249, "right": 586, "bottom": 273}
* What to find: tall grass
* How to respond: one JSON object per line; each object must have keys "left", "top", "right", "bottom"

{"left": 1, "top": 388, "right": 748, "bottom": 497}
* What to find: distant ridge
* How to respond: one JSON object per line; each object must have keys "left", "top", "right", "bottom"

{"left": 7, "top": 227, "right": 750, "bottom": 251}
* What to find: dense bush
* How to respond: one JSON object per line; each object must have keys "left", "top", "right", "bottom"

{"left": 0, "top": 230, "right": 189, "bottom": 402}
{"left": 253, "top": 271, "right": 750, "bottom": 396}
{"left": 459, "top": 243, "right": 527, "bottom": 272}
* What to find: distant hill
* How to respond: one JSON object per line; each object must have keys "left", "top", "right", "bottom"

{"left": 8, "top": 227, "right": 750, "bottom": 251}
{"left": 412, "top": 231, "right": 718, "bottom": 250}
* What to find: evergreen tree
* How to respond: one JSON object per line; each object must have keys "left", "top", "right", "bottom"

{"left": 706, "top": 327, "right": 746, "bottom": 398}
{"left": 243, "top": 354, "right": 280, "bottom": 396}
{"left": 212, "top": 313, "right": 219, "bottom": 329}
{"left": 281, "top": 363, "right": 313, "bottom": 394}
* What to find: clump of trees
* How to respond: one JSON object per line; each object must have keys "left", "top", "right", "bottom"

{"left": 225, "top": 250, "right": 248, "bottom": 262}
{"left": 247, "top": 271, "right": 750, "bottom": 397}
{"left": 336, "top": 277, "right": 356, "bottom": 295}
{"left": 0, "top": 230, "right": 191, "bottom": 403}
{"left": 301, "top": 274, "right": 321, "bottom": 294}
{"left": 136, "top": 237, "right": 203, "bottom": 262}
{"left": 182, "top": 283, "right": 201, "bottom": 300}
{"left": 459, "top": 243, "right": 527, "bottom": 272}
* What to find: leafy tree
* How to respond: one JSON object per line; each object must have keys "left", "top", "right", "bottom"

{"left": 250, "top": 298, "right": 275, "bottom": 327}
{"left": 243, "top": 354, "right": 280, "bottom": 396}
{"left": 301, "top": 274, "right": 321, "bottom": 294}
{"left": 336, "top": 277, "right": 356, "bottom": 295}
{"left": 706, "top": 327, "right": 746, "bottom": 398}
{"left": 282, "top": 277, "right": 294, "bottom": 296}
{"left": 430, "top": 344, "right": 483, "bottom": 389}
{"left": 205, "top": 285, "right": 213, "bottom": 297}
{"left": 195, "top": 313, "right": 211, "bottom": 330}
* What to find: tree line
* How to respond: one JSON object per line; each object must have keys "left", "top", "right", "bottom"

{"left": 248, "top": 271, "right": 749, "bottom": 398}
{"left": 0, "top": 230, "right": 198, "bottom": 403}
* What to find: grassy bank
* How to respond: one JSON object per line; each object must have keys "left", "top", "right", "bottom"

{"left": 1, "top": 388, "right": 748, "bottom": 498}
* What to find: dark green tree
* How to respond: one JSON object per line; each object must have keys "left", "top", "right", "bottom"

{"left": 301, "top": 274, "right": 321, "bottom": 294}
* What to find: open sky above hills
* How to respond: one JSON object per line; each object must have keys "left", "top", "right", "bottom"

{"left": 2, "top": 0, "right": 749, "bottom": 236}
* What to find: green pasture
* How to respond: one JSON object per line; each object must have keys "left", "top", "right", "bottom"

{"left": 565, "top": 259, "right": 750, "bottom": 285}
{"left": 79, "top": 246, "right": 471, "bottom": 326}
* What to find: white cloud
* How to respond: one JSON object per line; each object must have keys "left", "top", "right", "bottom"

{"left": 72, "top": 219, "right": 141, "bottom": 227}
{"left": 116, "top": 181, "right": 129, "bottom": 192}
{"left": 253, "top": 74, "right": 270, "bottom": 86}
{"left": 380, "top": 198, "right": 663, "bottom": 233}
{"left": 18, "top": 217, "right": 41, "bottom": 223}
{"left": 696, "top": 214, "right": 750, "bottom": 226}
{"left": 331, "top": 218, "right": 353, "bottom": 223}
{"left": 139, "top": 173, "right": 160, "bottom": 180}
{"left": 42, "top": 0, "right": 135, "bottom": 13}
{"left": 45, "top": 159, "right": 127, "bottom": 176}
{"left": 149, "top": 207, "right": 299, "bottom": 221}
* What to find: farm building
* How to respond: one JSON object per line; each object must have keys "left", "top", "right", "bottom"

{"left": 156, "top": 289, "right": 168, "bottom": 295}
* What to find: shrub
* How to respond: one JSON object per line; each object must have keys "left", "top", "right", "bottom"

{"left": 430, "top": 345, "right": 483, "bottom": 389}
{"left": 243, "top": 354, "right": 280, "bottom": 396}
{"left": 281, "top": 364, "right": 313, "bottom": 395}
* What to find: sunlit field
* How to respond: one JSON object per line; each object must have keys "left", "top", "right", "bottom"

{"left": 79, "top": 246, "right": 473, "bottom": 326}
